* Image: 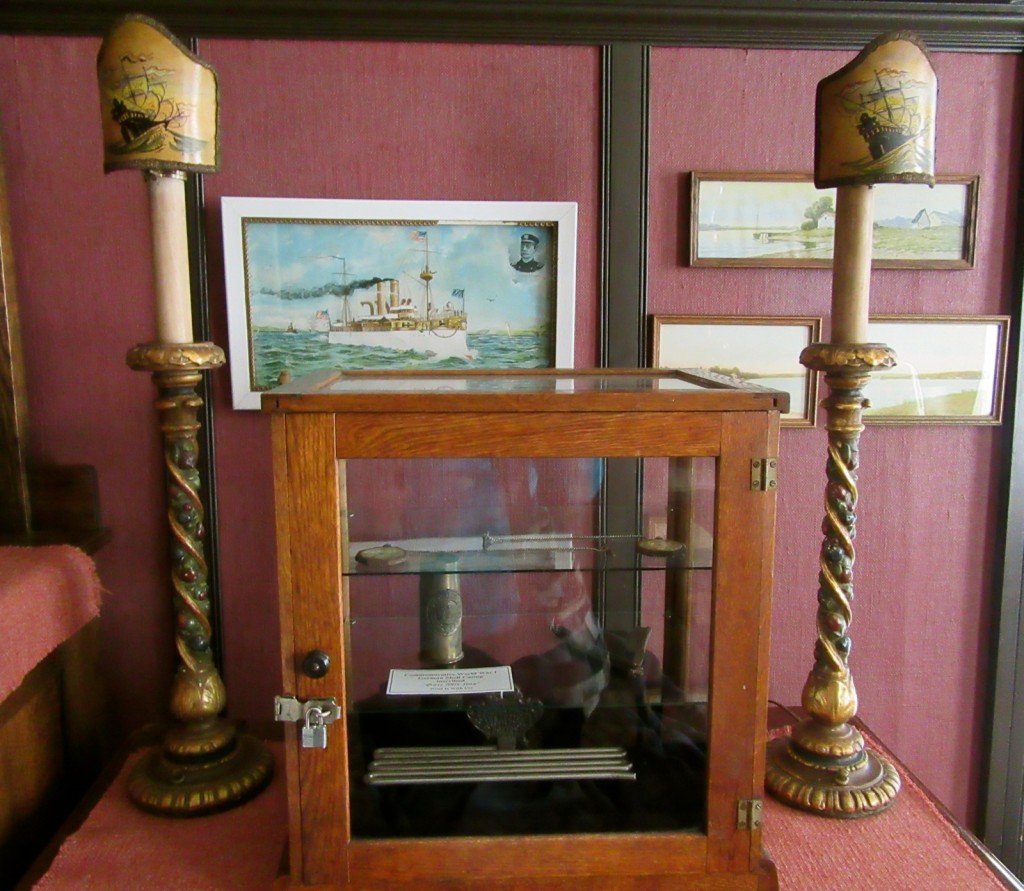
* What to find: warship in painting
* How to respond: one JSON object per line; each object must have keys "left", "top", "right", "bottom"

{"left": 319, "top": 240, "right": 476, "bottom": 362}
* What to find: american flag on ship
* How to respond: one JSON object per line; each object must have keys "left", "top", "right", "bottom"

{"left": 411, "top": 229, "right": 428, "bottom": 242}
{"left": 451, "top": 289, "right": 464, "bottom": 298}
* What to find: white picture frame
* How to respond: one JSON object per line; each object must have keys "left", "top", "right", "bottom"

{"left": 221, "top": 198, "right": 578, "bottom": 409}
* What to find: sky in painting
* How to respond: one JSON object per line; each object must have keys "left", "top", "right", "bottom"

{"left": 242, "top": 220, "right": 556, "bottom": 333}
{"left": 698, "top": 180, "right": 968, "bottom": 228}
{"left": 656, "top": 322, "right": 810, "bottom": 375}
{"left": 870, "top": 319, "right": 1002, "bottom": 376}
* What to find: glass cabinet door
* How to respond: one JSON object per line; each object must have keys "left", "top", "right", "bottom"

{"left": 341, "top": 455, "right": 716, "bottom": 838}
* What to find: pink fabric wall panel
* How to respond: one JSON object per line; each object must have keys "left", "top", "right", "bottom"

{"left": 199, "top": 39, "right": 602, "bottom": 724}
{"left": 0, "top": 36, "right": 176, "bottom": 730}
{"left": 648, "top": 47, "right": 1022, "bottom": 824}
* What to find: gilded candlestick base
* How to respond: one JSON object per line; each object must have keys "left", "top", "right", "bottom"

{"left": 766, "top": 342, "right": 900, "bottom": 818}
{"left": 765, "top": 727, "right": 900, "bottom": 818}
{"left": 127, "top": 341, "right": 273, "bottom": 816}
{"left": 128, "top": 722, "right": 274, "bottom": 816}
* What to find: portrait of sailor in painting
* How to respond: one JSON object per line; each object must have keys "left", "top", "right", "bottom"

{"left": 511, "top": 233, "right": 544, "bottom": 272}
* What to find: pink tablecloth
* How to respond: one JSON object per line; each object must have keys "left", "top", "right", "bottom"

{"left": 33, "top": 744, "right": 285, "bottom": 891}
{"left": 764, "top": 728, "right": 1011, "bottom": 890}
{"left": 0, "top": 544, "right": 102, "bottom": 702}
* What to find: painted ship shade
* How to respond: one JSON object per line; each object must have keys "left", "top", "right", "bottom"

{"left": 814, "top": 31, "right": 936, "bottom": 189}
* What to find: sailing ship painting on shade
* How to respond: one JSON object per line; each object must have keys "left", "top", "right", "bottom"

{"left": 96, "top": 15, "right": 219, "bottom": 172}
{"left": 689, "top": 173, "right": 977, "bottom": 269}
{"left": 841, "top": 64, "right": 932, "bottom": 175}
{"left": 221, "top": 199, "right": 578, "bottom": 408}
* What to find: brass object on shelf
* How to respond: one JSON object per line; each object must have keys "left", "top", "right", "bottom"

{"left": 419, "top": 564, "right": 464, "bottom": 666}
{"left": 354, "top": 544, "right": 409, "bottom": 567}
{"left": 635, "top": 536, "right": 685, "bottom": 557}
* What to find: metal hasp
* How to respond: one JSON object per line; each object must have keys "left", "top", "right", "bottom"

{"left": 276, "top": 695, "right": 342, "bottom": 749}
{"left": 275, "top": 695, "right": 342, "bottom": 724}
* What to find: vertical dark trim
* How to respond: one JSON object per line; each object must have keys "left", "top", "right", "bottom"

{"left": 183, "top": 37, "right": 224, "bottom": 676}
{"left": 983, "top": 144, "right": 1024, "bottom": 874}
{"left": 184, "top": 170, "right": 225, "bottom": 677}
{"left": 600, "top": 43, "right": 649, "bottom": 367}
{"left": 598, "top": 45, "right": 650, "bottom": 630}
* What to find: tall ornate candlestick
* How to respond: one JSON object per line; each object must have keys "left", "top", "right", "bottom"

{"left": 98, "top": 15, "right": 272, "bottom": 814}
{"left": 766, "top": 32, "right": 937, "bottom": 818}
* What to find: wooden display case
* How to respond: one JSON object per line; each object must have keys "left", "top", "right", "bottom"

{"left": 264, "top": 368, "right": 786, "bottom": 890}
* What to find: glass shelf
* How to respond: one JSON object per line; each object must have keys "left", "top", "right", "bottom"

{"left": 345, "top": 542, "right": 714, "bottom": 576}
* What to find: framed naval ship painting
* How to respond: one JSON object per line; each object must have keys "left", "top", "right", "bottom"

{"left": 222, "top": 197, "right": 577, "bottom": 409}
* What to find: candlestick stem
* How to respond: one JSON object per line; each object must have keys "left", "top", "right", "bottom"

{"left": 765, "top": 343, "right": 900, "bottom": 817}
{"left": 830, "top": 186, "right": 874, "bottom": 344}
{"left": 125, "top": 343, "right": 273, "bottom": 814}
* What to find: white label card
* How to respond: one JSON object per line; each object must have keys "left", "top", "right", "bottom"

{"left": 386, "top": 666, "right": 515, "bottom": 696}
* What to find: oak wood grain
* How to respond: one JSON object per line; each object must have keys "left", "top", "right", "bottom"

{"left": 267, "top": 374, "right": 782, "bottom": 889}
{"left": 335, "top": 412, "right": 722, "bottom": 458}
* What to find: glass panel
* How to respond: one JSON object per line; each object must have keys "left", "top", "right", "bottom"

{"left": 343, "top": 456, "right": 715, "bottom": 839}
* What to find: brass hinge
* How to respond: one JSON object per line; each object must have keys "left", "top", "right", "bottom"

{"left": 750, "top": 458, "right": 778, "bottom": 492}
{"left": 737, "top": 798, "right": 763, "bottom": 830}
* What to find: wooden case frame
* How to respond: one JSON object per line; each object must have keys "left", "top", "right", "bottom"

{"left": 265, "top": 368, "right": 783, "bottom": 890}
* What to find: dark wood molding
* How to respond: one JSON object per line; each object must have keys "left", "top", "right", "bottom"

{"left": 598, "top": 45, "right": 649, "bottom": 631}
{"left": 2, "top": 1, "right": 1024, "bottom": 52}
{"left": 983, "top": 123, "right": 1024, "bottom": 876}
{"left": 184, "top": 169, "right": 226, "bottom": 673}
{"left": 600, "top": 43, "right": 650, "bottom": 368}
{"left": 0, "top": 136, "right": 30, "bottom": 538}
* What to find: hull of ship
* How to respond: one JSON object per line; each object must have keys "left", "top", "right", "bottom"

{"left": 327, "top": 327, "right": 475, "bottom": 361}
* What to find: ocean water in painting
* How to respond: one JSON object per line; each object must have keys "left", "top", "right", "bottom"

{"left": 252, "top": 330, "right": 550, "bottom": 390}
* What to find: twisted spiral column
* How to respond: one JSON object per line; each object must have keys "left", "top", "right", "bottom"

{"left": 125, "top": 342, "right": 272, "bottom": 814}
{"left": 765, "top": 343, "right": 901, "bottom": 818}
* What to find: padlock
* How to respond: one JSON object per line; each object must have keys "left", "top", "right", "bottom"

{"left": 302, "top": 706, "right": 328, "bottom": 749}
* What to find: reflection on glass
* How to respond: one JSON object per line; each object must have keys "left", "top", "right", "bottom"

{"left": 342, "top": 456, "right": 716, "bottom": 838}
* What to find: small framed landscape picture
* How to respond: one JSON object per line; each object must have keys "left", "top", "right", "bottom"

{"left": 650, "top": 315, "right": 821, "bottom": 427}
{"left": 221, "top": 197, "right": 578, "bottom": 409}
{"left": 864, "top": 315, "right": 1010, "bottom": 425}
{"left": 689, "top": 172, "right": 978, "bottom": 269}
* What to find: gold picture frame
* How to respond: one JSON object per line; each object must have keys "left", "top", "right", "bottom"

{"left": 688, "top": 172, "right": 979, "bottom": 269}
{"left": 864, "top": 315, "right": 1010, "bottom": 425}
{"left": 650, "top": 314, "right": 821, "bottom": 427}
